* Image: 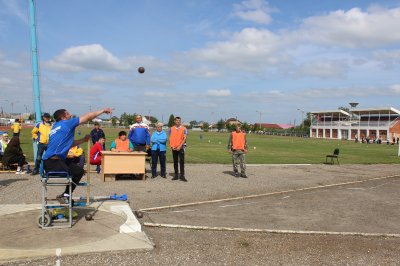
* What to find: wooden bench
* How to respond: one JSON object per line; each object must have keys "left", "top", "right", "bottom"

{"left": 100, "top": 151, "right": 147, "bottom": 181}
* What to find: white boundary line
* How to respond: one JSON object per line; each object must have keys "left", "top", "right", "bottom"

{"left": 247, "top": 164, "right": 312, "bottom": 166}
{"left": 139, "top": 174, "right": 400, "bottom": 212}
{"left": 143, "top": 223, "right": 400, "bottom": 238}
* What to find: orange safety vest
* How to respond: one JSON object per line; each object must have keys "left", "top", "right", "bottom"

{"left": 232, "top": 131, "right": 246, "bottom": 150}
{"left": 169, "top": 126, "right": 186, "bottom": 148}
{"left": 115, "top": 138, "right": 130, "bottom": 151}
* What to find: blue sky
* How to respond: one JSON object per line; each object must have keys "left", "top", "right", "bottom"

{"left": 1, "top": 0, "right": 400, "bottom": 125}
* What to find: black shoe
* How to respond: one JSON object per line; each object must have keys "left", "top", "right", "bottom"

{"left": 30, "top": 170, "right": 39, "bottom": 176}
{"left": 172, "top": 175, "right": 179, "bottom": 180}
{"left": 161, "top": 175, "right": 167, "bottom": 178}
{"left": 241, "top": 173, "right": 248, "bottom": 178}
{"left": 179, "top": 177, "right": 188, "bottom": 182}
{"left": 234, "top": 172, "right": 240, "bottom": 177}
{"left": 151, "top": 175, "right": 156, "bottom": 179}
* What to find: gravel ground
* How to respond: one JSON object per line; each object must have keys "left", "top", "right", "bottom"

{"left": 1, "top": 163, "right": 400, "bottom": 265}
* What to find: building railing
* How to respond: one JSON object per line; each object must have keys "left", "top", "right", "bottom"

{"left": 311, "top": 121, "right": 391, "bottom": 127}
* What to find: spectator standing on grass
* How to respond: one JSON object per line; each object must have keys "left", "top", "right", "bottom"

{"left": 42, "top": 108, "right": 112, "bottom": 204}
{"left": 151, "top": 122, "right": 167, "bottom": 178}
{"left": 227, "top": 124, "right": 248, "bottom": 178}
{"left": 110, "top": 131, "right": 133, "bottom": 152}
{"left": 90, "top": 122, "right": 105, "bottom": 149}
{"left": 169, "top": 117, "right": 187, "bottom": 181}
{"left": 128, "top": 115, "right": 150, "bottom": 152}
{"left": 31, "top": 113, "right": 52, "bottom": 175}
{"left": 11, "top": 119, "right": 22, "bottom": 137}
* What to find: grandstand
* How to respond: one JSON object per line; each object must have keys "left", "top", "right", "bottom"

{"left": 310, "top": 107, "right": 400, "bottom": 141}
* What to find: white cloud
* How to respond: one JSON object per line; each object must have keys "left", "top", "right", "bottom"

{"left": 296, "top": 7, "right": 400, "bottom": 48}
{"left": 45, "top": 44, "right": 130, "bottom": 72}
{"left": 189, "top": 28, "right": 288, "bottom": 71}
{"left": 295, "top": 60, "right": 348, "bottom": 79}
{"left": 0, "top": 0, "right": 27, "bottom": 24}
{"left": 232, "top": 0, "right": 275, "bottom": 24}
{"left": 206, "top": 89, "right": 231, "bottom": 97}
{"left": 372, "top": 50, "right": 400, "bottom": 69}
{"left": 143, "top": 91, "right": 167, "bottom": 97}
{"left": 389, "top": 84, "right": 400, "bottom": 94}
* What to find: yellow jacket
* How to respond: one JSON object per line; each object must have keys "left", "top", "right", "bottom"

{"left": 11, "top": 122, "right": 21, "bottom": 133}
{"left": 32, "top": 122, "right": 52, "bottom": 144}
{"left": 67, "top": 146, "right": 83, "bottom": 158}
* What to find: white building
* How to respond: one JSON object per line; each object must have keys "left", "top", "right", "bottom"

{"left": 310, "top": 107, "right": 400, "bottom": 141}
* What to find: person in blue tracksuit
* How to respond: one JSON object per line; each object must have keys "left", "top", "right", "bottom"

{"left": 128, "top": 115, "right": 150, "bottom": 152}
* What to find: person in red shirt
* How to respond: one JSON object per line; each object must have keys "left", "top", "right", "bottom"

{"left": 90, "top": 137, "right": 105, "bottom": 173}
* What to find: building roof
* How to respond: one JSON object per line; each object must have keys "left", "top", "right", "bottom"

{"left": 350, "top": 107, "right": 400, "bottom": 115}
{"left": 310, "top": 110, "right": 350, "bottom": 116}
{"left": 259, "top": 123, "right": 295, "bottom": 129}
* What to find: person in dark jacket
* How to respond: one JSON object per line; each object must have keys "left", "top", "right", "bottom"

{"left": 90, "top": 122, "right": 105, "bottom": 145}
{"left": 2, "top": 136, "right": 31, "bottom": 174}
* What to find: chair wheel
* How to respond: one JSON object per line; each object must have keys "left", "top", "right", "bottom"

{"left": 37, "top": 212, "right": 52, "bottom": 228}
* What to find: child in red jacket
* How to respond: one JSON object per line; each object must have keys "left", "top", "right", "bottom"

{"left": 90, "top": 137, "right": 105, "bottom": 173}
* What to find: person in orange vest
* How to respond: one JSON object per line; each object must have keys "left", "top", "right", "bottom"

{"left": 110, "top": 131, "right": 133, "bottom": 152}
{"left": 227, "top": 124, "right": 248, "bottom": 178}
{"left": 169, "top": 116, "right": 187, "bottom": 181}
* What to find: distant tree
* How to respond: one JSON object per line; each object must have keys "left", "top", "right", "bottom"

{"left": 150, "top": 116, "right": 158, "bottom": 124}
{"left": 189, "top": 120, "right": 197, "bottom": 129}
{"left": 202, "top": 122, "right": 210, "bottom": 132}
{"left": 120, "top": 112, "right": 135, "bottom": 127}
{"left": 167, "top": 114, "right": 175, "bottom": 127}
{"left": 242, "top": 122, "right": 250, "bottom": 132}
{"left": 226, "top": 123, "right": 236, "bottom": 131}
{"left": 111, "top": 116, "right": 118, "bottom": 126}
{"left": 216, "top": 119, "right": 225, "bottom": 132}
{"left": 303, "top": 112, "right": 311, "bottom": 128}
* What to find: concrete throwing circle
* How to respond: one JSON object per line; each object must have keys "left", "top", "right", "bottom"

{"left": 0, "top": 208, "right": 124, "bottom": 249}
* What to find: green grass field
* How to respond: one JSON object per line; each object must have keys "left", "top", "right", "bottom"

{"left": 13, "top": 126, "right": 400, "bottom": 164}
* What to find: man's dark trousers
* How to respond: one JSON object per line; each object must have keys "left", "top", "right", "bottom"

{"left": 172, "top": 149, "right": 184, "bottom": 177}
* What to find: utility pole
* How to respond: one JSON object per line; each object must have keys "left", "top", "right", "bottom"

{"left": 297, "top": 108, "right": 305, "bottom": 128}
{"left": 29, "top": 0, "right": 42, "bottom": 162}
{"left": 29, "top": 0, "right": 42, "bottom": 122}
{"left": 256, "top": 110, "right": 263, "bottom": 130}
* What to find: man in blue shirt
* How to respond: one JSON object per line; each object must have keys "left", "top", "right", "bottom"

{"left": 43, "top": 108, "right": 112, "bottom": 204}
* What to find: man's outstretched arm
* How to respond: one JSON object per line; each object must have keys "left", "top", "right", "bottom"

{"left": 79, "top": 108, "right": 113, "bottom": 124}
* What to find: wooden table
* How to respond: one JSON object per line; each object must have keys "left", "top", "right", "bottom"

{"left": 100, "top": 151, "right": 147, "bottom": 181}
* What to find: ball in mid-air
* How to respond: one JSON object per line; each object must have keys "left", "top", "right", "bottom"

{"left": 138, "top": 66, "right": 145, "bottom": 74}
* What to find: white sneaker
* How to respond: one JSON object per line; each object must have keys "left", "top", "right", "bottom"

{"left": 16, "top": 171, "right": 26, "bottom": 175}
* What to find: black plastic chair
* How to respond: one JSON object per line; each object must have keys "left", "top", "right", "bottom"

{"left": 326, "top": 148, "right": 340, "bottom": 165}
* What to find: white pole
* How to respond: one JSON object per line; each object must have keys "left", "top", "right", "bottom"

{"left": 398, "top": 139, "right": 400, "bottom": 157}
